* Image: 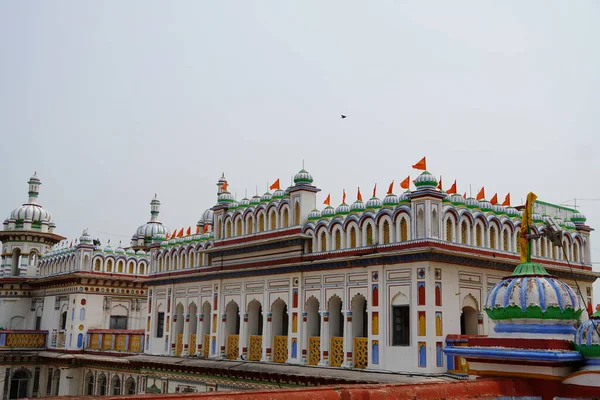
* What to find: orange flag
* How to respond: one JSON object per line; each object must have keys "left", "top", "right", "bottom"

{"left": 178, "top": 228, "right": 184, "bottom": 237}
{"left": 490, "top": 194, "right": 498, "bottom": 205}
{"left": 222, "top": 181, "right": 228, "bottom": 191}
{"left": 502, "top": 193, "right": 511, "bottom": 206}
{"left": 412, "top": 157, "right": 427, "bottom": 170}
{"left": 400, "top": 176, "right": 410, "bottom": 190}
{"left": 323, "top": 194, "right": 331, "bottom": 206}
{"left": 436, "top": 176, "right": 442, "bottom": 190}
{"left": 186, "top": 226, "right": 191, "bottom": 236}
{"left": 196, "top": 225, "right": 200, "bottom": 234}
{"left": 447, "top": 180, "right": 457, "bottom": 195}
{"left": 269, "top": 179, "right": 280, "bottom": 190}
{"left": 387, "top": 181, "right": 394, "bottom": 195}
{"left": 357, "top": 187, "right": 363, "bottom": 202}
{"left": 342, "top": 189, "right": 347, "bottom": 204}
{"left": 372, "top": 183, "right": 377, "bottom": 198}
{"left": 463, "top": 192, "right": 467, "bottom": 198}
{"left": 476, "top": 187, "right": 485, "bottom": 200}
{"left": 203, "top": 224, "right": 209, "bottom": 233}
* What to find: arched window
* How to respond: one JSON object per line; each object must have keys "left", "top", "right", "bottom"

{"left": 236, "top": 217, "right": 243, "bottom": 236}
{"left": 349, "top": 226, "right": 357, "bottom": 248}
{"left": 166, "top": 257, "right": 170, "bottom": 271}
{"left": 85, "top": 372, "right": 94, "bottom": 396}
{"left": 226, "top": 220, "right": 232, "bottom": 238}
{"left": 117, "top": 260, "right": 124, "bottom": 273}
{"left": 128, "top": 262, "right": 134, "bottom": 274}
{"left": 446, "top": 219, "right": 453, "bottom": 242}
{"left": 431, "top": 208, "right": 439, "bottom": 238}
{"left": 573, "top": 242, "right": 579, "bottom": 262}
{"left": 139, "top": 264, "right": 145, "bottom": 274}
{"left": 270, "top": 211, "right": 277, "bottom": 230}
{"left": 541, "top": 237, "right": 546, "bottom": 257}
{"left": 189, "top": 252, "right": 195, "bottom": 268}
{"left": 334, "top": 229, "right": 341, "bottom": 250}
{"left": 503, "top": 230, "right": 509, "bottom": 251}
{"left": 400, "top": 219, "right": 408, "bottom": 242}
{"left": 382, "top": 220, "right": 390, "bottom": 244}
{"left": 258, "top": 213, "right": 265, "bottom": 232}
{"left": 106, "top": 259, "right": 113, "bottom": 272}
{"left": 461, "top": 221, "right": 468, "bottom": 245}
{"left": 246, "top": 216, "right": 254, "bottom": 235}
{"left": 489, "top": 226, "right": 497, "bottom": 249}
{"left": 94, "top": 259, "right": 101, "bottom": 271}
{"left": 475, "top": 224, "right": 483, "bottom": 247}
{"left": 320, "top": 230, "right": 327, "bottom": 252}
{"left": 181, "top": 253, "right": 187, "bottom": 269}
{"left": 124, "top": 377, "right": 136, "bottom": 395}
{"left": 97, "top": 374, "right": 107, "bottom": 396}
{"left": 282, "top": 208, "right": 289, "bottom": 227}
{"left": 365, "top": 223, "right": 374, "bottom": 246}
{"left": 294, "top": 203, "right": 300, "bottom": 225}
{"left": 112, "top": 375, "right": 121, "bottom": 395}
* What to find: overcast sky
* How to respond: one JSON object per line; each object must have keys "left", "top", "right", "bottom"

{"left": 1, "top": 2, "right": 598, "bottom": 302}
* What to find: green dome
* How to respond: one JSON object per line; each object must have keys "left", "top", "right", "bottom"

{"left": 414, "top": 171, "right": 438, "bottom": 189}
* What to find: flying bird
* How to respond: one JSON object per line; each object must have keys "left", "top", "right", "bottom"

{"left": 341, "top": 115, "right": 347, "bottom": 119}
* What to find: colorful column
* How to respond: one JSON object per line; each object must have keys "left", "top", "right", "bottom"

{"left": 261, "top": 312, "right": 273, "bottom": 362}
{"left": 342, "top": 310, "right": 353, "bottom": 368}
{"left": 300, "top": 312, "right": 308, "bottom": 364}
{"left": 318, "top": 311, "right": 330, "bottom": 365}
{"left": 240, "top": 313, "right": 249, "bottom": 359}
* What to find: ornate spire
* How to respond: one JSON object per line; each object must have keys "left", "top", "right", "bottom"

{"left": 149, "top": 194, "right": 161, "bottom": 222}
{"left": 27, "top": 172, "right": 41, "bottom": 204}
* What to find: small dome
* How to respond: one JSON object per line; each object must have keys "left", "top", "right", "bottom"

{"left": 239, "top": 198, "right": 250, "bottom": 208}
{"left": 261, "top": 192, "right": 272, "bottom": 203}
{"left": 135, "top": 195, "right": 169, "bottom": 243}
{"left": 565, "top": 220, "right": 576, "bottom": 229}
{"left": 218, "top": 191, "right": 235, "bottom": 204}
{"left": 449, "top": 193, "right": 466, "bottom": 205}
{"left": 115, "top": 243, "right": 125, "bottom": 254}
{"left": 398, "top": 191, "right": 410, "bottom": 203}
{"left": 136, "top": 250, "right": 146, "bottom": 256}
{"left": 492, "top": 204, "right": 506, "bottom": 214}
{"left": 7, "top": 173, "right": 54, "bottom": 231}
{"left": 203, "top": 209, "right": 214, "bottom": 223}
{"left": 321, "top": 206, "right": 335, "bottom": 217}
{"left": 572, "top": 212, "right": 587, "bottom": 224}
{"left": 79, "top": 229, "right": 93, "bottom": 244}
{"left": 443, "top": 194, "right": 452, "bottom": 203}
{"left": 531, "top": 213, "right": 542, "bottom": 222}
{"left": 294, "top": 169, "right": 314, "bottom": 185}
{"left": 250, "top": 195, "right": 261, "bottom": 205}
{"left": 465, "top": 198, "right": 480, "bottom": 209}
{"left": 308, "top": 209, "right": 321, "bottom": 221}
{"left": 104, "top": 243, "right": 114, "bottom": 253}
{"left": 574, "top": 307, "right": 600, "bottom": 359}
{"left": 383, "top": 193, "right": 400, "bottom": 206}
{"left": 554, "top": 217, "right": 565, "bottom": 227}
{"left": 272, "top": 189, "right": 285, "bottom": 199}
{"left": 350, "top": 200, "right": 365, "bottom": 212}
{"left": 335, "top": 203, "right": 350, "bottom": 215}
{"left": 125, "top": 248, "right": 135, "bottom": 255}
{"left": 485, "top": 262, "right": 583, "bottom": 329}
{"left": 506, "top": 207, "right": 519, "bottom": 217}
{"left": 228, "top": 200, "right": 239, "bottom": 210}
{"left": 365, "top": 197, "right": 382, "bottom": 210}
{"left": 414, "top": 171, "right": 438, "bottom": 189}
{"left": 479, "top": 200, "right": 493, "bottom": 211}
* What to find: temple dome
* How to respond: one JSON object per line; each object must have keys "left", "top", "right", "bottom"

{"left": 365, "top": 197, "right": 382, "bottom": 210}
{"left": 7, "top": 173, "right": 54, "bottom": 230}
{"left": 492, "top": 204, "right": 506, "bottom": 214}
{"left": 350, "top": 200, "right": 365, "bottom": 212}
{"left": 250, "top": 195, "right": 261, "bottom": 205}
{"left": 449, "top": 193, "right": 465, "bottom": 205}
{"left": 479, "top": 200, "right": 493, "bottom": 211}
{"left": 293, "top": 169, "right": 314, "bottom": 185}
{"left": 321, "top": 206, "right": 335, "bottom": 217}
{"left": 335, "top": 203, "right": 350, "bottom": 215}
{"left": 133, "top": 195, "right": 169, "bottom": 243}
{"left": 485, "top": 262, "right": 583, "bottom": 336}
{"left": 465, "top": 198, "right": 480, "bottom": 209}
{"left": 571, "top": 212, "right": 586, "bottom": 224}
{"left": 574, "top": 307, "right": 600, "bottom": 359}
{"left": 414, "top": 171, "right": 438, "bottom": 189}
{"left": 383, "top": 193, "right": 399, "bottom": 206}
{"left": 506, "top": 207, "right": 520, "bottom": 217}
{"left": 261, "top": 192, "right": 272, "bottom": 203}
{"left": 272, "top": 189, "right": 285, "bottom": 199}
{"left": 218, "top": 191, "right": 235, "bottom": 204}
{"left": 308, "top": 209, "right": 321, "bottom": 221}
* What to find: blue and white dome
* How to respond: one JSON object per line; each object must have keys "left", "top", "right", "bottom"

{"left": 506, "top": 207, "right": 519, "bottom": 217}
{"left": 383, "top": 193, "right": 400, "bottom": 206}
{"left": 79, "top": 229, "right": 93, "bottom": 245}
{"left": 479, "top": 200, "right": 493, "bottom": 211}
{"left": 321, "top": 206, "right": 335, "bottom": 218}
{"left": 202, "top": 208, "right": 214, "bottom": 224}
{"left": 7, "top": 173, "right": 54, "bottom": 230}
{"left": 414, "top": 171, "right": 438, "bottom": 189}
{"left": 218, "top": 191, "right": 235, "bottom": 204}
{"left": 228, "top": 200, "right": 239, "bottom": 210}
{"left": 335, "top": 203, "right": 350, "bottom": 215}
{"left": 125, "top": 248, "right": 135, "bottom": 255}
{"left": 531, "top": 213, "right": 542, "bottom": 223}
{"left": 136, "top": 250, "right": 146, "bottom": 256}
{"left": 465, "top": 198, "right": 480, "bottom": 209}
{"left": 308, "top": 209, "right": 321, "bottom": 221}
{"left": 115, "top": 243, "right": 125, "bottom": 254}
{"left": 250, "top": 195, "right": 261, "bottom": 205}
{"left": 449, "top": 193, "right": 465, "bottom": 205}
{"left": 492, "top": 204, "right": 506, "bottom": 214}
{"left": 261, "top": 192, "right": 272, "bottom": 203}
{"left": 485, "top": 262, "right": 583, "bottom": 337}
{"left": 104, "top": 243, "right": 114, "bottom": 253}
{"left": 575, "top": 308, "right": 600, "bottom": 359}
{"left": 365, "top": 197, "right": 382, "bottom": 210}
{"left": 273, "top": 189, "right": 285, "bottom": 199}
{"left": 571, "top": 212, "right": 587, "bottom": 224}
{"left": 133, "top": 195, "right": 169, "bottom": 244}
{"left": 350, "top": 200, "right": 365, "bottom": 212}
{"left": 398, "top": 191, "right": 410, "bottom": 203}
{"left": 239, "top": 198, "right": 250, "bottom": 208}
{"left": 293, "top": 169, "right": 314, "bottom": 185}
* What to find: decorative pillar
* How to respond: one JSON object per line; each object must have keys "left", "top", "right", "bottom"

{"left": 0, "top": 255, "right": 5, "bottom": 277}
{"left": 20, "top": 254, "right": 29, "bottom": 276}
{"left": 240, "top": 313, "right": 249, "bottom": 359}
{"left": 261, "top": 312, "right": 273, "bottom": 362}
{"left": 181, "top": 313, "right": 190, "bottom": 356}
{"left": 318, "top": 311, "right": 330, "bottom": 365}
{"left": 477, "top": 313, "right": 485, "bottom": 336}
{"left": 300, "top": 312, "right": 308, "bottom": 364}
{"left": 220, "top": 313, "right": 227, "bottom": 358}
{"left": 342, "top": 310, "right": 353, "bottom": 368}
{"left": 196, "top": 313, "right": 204, "bottom": 356}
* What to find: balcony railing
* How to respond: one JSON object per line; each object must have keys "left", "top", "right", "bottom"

{"left": 86, "top": 329, "right": 145, "bottom": 354}
{"left": 0, "top": 330, "right": 48, "bottom": 350}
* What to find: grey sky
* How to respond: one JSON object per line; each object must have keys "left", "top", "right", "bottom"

{"left": 1, "top": 2, "right": 599, "bottom": 301}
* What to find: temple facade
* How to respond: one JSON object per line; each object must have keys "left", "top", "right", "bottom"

{"left": 0, "top": 169, "right": 597, "bottom": 399}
